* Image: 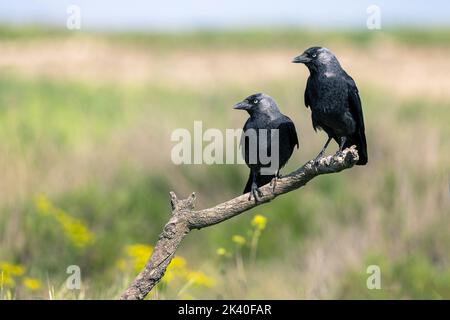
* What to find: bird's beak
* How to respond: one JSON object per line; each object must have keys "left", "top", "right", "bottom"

{"left": 292, "top": 53, "right": 311, "bottom": 64}
{"left": 233, "top": 101, "right": 251, "bottom": 110}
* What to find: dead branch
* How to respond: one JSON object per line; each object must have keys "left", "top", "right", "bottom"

{"left": 120, "top": 146, "right": 359, "bottom": 300}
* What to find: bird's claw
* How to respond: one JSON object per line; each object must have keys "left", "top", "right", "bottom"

{"left": 313, "top": 152, "right": 325, "bottom": 165}
{"left": 248, "top": 183, "right": 263, "bottom": 202}
{"left": 270, "top": 173, "right": 282, "bottom": 192}
{"left": 334, "top": 149, "right": 344, "bottom": 158}
{"left": 270, "top": 177, "right": 277, "bottom": 192}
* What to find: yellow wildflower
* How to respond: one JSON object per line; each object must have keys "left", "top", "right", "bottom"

{"left": 216, "top": 247, "right": 227, "bottom": 256}
{"left": 126, "top": 244, "right": 153, "bottom": 258}
{"left": 0, "top": 272, "right": 15, "bottom": 287}
{"left": 163, "top": 256, "right": 187, "bottom": 284}
{"left": 22, "top": 277, "right": 41, "bottom": 291}
{"left": 34, "top": 195, "right": 95, "bottom": 248}
{"left": 54, "top": 209, "right": 95, "bottom": 248}
{"left": 232, "top": 235, "right": 246, "bottom": 246}
{"left": 162, "top": 269, "right": 175, "bottom": 283}
{"left": 169, "top": 256, "right": 186, "bottom": 269}
{"left": 251, "top": 214, "right": 267, "bottom": 231}
{"left": 186, "top": 271, "right": 216, "bottom": 288}
{"left": 35, "top": 194, "right": 51, "bottom": 215}
{"left": 0, "top": 262, "right": 25, "bottom": 277}
{"left": 125, "top": 244, "right": 153, "bottom": 273}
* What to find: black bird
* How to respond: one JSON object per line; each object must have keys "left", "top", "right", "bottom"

{"left": 292, "top": 47, "right": 368, "bottom": 165}
{"left": 234, "top": 93, "right": 299, "bottom": 201}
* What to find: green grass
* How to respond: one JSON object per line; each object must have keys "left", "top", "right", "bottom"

{"left": 0, "top": 76, "right": 134, "bottom": 151}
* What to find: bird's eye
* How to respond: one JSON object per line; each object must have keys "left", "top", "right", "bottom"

{"left": 253, "top": 99, "right": 258, "bottom": 104}
{"left": 311, "top": 53, "right": 317, "bottom": 58}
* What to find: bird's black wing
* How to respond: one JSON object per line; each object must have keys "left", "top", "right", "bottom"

{"left": 305, "top": 77, "right": 322, "bottom": 132}
{"left": 344, "top": 74, "right": 368, "bottom": 164}
{"left": 345, "top": 76, "right": 365, "bottom": 131}
{"left": 277, "top": 117, "right": 299, "bottom": 151}
{"left": 304, "top": 77, "right": 312, "bottom": 108}
{"left": 241, "top": 118, "right": 252, "bottom": 165}
{"left": 272, "top": 118, "right": 299, "bottom": 170}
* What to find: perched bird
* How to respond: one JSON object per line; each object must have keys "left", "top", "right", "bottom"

{"left": 234, "top": 93, "right": 299, "bottom": 201}
{"left": 292, "top": 47, "right": 367, "bottom": 165}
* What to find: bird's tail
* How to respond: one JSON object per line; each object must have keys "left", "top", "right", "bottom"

{"left": 243, "top": 172, "right": 275, "bottom": 194}
{"left": 345, "top": 129, "right": 368, "bottom": 165}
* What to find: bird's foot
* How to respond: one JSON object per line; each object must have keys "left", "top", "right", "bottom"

{"left": 313, "top": 152, "right": 325, "bottom": 165}
{"left": 269, "top": 173, "right": 282, "bottom": 192}
{"left": 335, "top": 137, "right": 347, "bottom": 158}
{"left": 248, "top": 183, "right": 263, "bottom": 202}
{"left": 334, "top": 149, "right": 344, "bottom": 158}
{"left": 270, "top": 176, "right": 277, "bottom": 192}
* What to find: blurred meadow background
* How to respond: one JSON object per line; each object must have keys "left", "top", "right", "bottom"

{"left": 0, "top": 1, "right": 449, "bottom": 299}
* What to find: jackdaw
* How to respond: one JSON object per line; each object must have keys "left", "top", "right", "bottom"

{"left": 292, "top": 47, "right": 367, "bottom": 165}
{"left": 234, "top": 93, "right": 299, "bottom": 201}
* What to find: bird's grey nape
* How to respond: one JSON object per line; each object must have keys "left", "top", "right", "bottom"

{"left": 317, "top": 48, "right": 341, "bottom": 70}
{"left": 259, "top": 96, "right": 281, "bottom": 116}
{"left": 317, "top": 47, "right": 334, "bottom": 64}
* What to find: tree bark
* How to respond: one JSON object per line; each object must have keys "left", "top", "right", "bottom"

{"left": 120, "top": 146, "right": 359, "bottom": 300}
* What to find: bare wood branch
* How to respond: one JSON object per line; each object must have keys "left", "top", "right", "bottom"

{"left": 120, "top": 146, "right": 359, "bottom": 300}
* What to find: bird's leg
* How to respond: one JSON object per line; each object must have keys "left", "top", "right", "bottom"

{"left": 270, "top": 170, "right": 282, "bottom": 192}
{"left": 335, "top": 136, "right": 347, "bottom": 156}
{"left": 248, "top": 170, "right": 263, "bottom": 202}
{"left": 314, "top": 136, "right": 332, "bottom": 164}
{"left": 250, "top": 182, "right": 263, "bottom": 202}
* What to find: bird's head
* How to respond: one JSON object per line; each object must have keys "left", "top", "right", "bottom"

{"left": 233, "top": 93, "right": 280, "bottom": 117}
{"left": 292, "top": 47, "right": 339, "bottom": 72}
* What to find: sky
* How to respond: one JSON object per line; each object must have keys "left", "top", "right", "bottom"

{"left": 0, "top": 0, "right": 449, "bottom": 31}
